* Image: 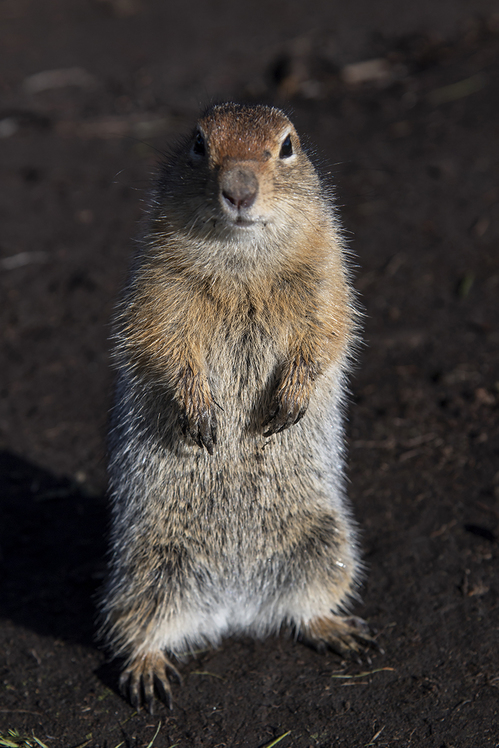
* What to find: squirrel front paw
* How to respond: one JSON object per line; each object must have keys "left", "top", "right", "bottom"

{"left": 177, "top": 366, "right": 217, "bottom": 454}
{"left": 263, "top": 389, "right": 309, "bottom": 436}
{"left": 263, "top": 355, "right": 315, "bottom": 436}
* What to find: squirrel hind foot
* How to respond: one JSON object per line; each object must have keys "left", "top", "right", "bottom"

{"left": 119, "top": 651, "right": 182, "bottom": 713}
{"left": 300, "top": 614, "right": 381, "bottom": 663}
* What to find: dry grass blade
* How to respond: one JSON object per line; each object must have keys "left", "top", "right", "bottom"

{"left": 0, "top": 731, "right": 50, "bottom": 748}
{"left": 145, "top": 723, "right": 162, "bottom": 748}
{"left": 331, "top": 667, "right": 395, "bottom": 679}
{"left": 365, "top": 725, "right": 385, "bottom": 746}
{"left": 262, "top": 731, "right": 291, "bottom": 748}
{"left": 191, "top": 670, "right": 226, "bottom": 680}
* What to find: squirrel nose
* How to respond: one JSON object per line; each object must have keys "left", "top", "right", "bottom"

{"left": 221, "top": 167, "right": 258, "bottom": 211}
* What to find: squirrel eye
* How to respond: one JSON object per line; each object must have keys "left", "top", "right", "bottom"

{"left": 192, "top": 131, "right": 206, "bottom": 157}
{"left": 279, "top": 134, "right": 293, "bottom": 159}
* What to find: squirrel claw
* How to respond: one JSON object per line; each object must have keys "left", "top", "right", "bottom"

{"left": 177, "top": 367, "right": 218, "bottom": 453}
{"left": 119, "top": 652, "right": 179, "bottom": 712}
{"left": 263, "top": 402, "right": 307, "bottom": 437}
{"left": 181, "top": 407, "right": 217, "bottom": 454}
{"left": 300, "top": 614, "right": 380, "bottom": 662}
{"left": 264, "top": 355, "right": 315, "bottom": 436}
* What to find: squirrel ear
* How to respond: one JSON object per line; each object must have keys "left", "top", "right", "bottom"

{"left": 279, "top": 134, "right": 293, "bottom": 159}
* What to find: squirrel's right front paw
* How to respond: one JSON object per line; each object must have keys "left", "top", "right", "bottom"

{"left": 177, "top": 366, "right": 217, "bottom": 454}
{"left": 180, "top": 400, "right": 218, "bottom": 454}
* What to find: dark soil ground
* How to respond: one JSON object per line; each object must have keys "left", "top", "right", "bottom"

{"left": 1, "top": 2, "right": 499, "bottom": 747}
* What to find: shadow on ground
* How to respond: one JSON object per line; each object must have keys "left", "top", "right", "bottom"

{"left": 0, "top": 450, "right": 107, "bottom": 648}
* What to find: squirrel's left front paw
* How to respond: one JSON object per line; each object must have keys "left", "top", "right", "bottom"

{"left": 263, "top": 390, "right": 309, "bottom": 436}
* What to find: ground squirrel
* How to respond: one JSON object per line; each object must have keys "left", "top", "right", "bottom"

{"left": 100, "top": 102, "right": 374, "bottom": 712}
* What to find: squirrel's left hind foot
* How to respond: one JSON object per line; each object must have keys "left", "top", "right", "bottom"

{"left": 300, "top": 614, "right": 381, "bottom": 663}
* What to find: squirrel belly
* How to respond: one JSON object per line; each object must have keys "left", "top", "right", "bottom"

{"left": 105, "top": 358, "right": 359, "bottom": 656}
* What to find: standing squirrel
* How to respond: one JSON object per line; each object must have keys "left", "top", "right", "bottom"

{"left": 100, "top": 102, "right": 374, "bottom": 712}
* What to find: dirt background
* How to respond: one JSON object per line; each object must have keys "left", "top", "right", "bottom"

{"left": 1, "top": 1, "right": 499, "bottom": 747}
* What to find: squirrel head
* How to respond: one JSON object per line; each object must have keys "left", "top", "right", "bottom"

{"left": 158, "top": 104, "right": 320, "bottom": 242}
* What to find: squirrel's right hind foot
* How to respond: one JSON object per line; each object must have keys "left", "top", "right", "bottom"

{"left": 119, "top": 651, "right": 182, "bottom": 714}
